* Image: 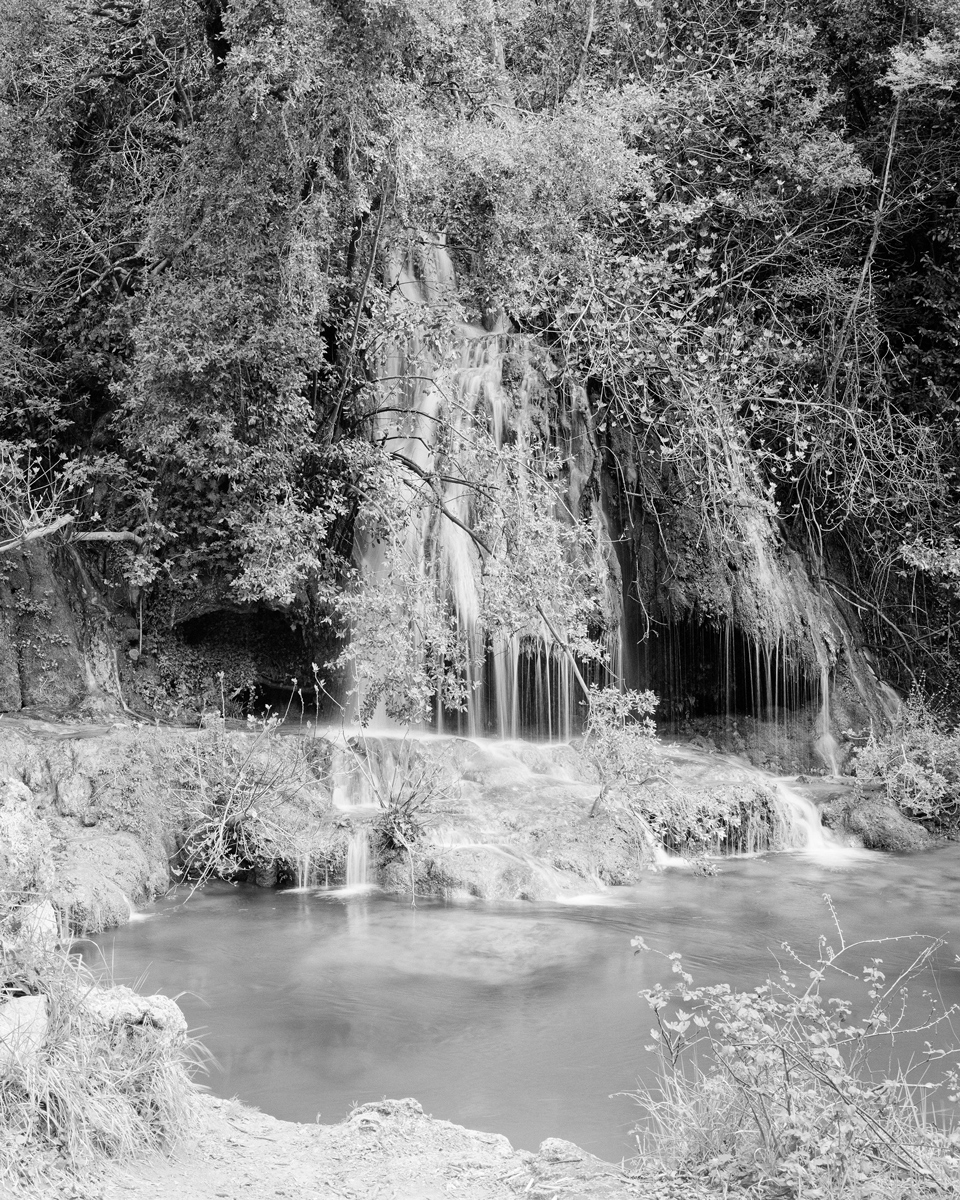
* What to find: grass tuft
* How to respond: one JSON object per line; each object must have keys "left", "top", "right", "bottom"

{"left": 0, "top": 930, "right": 205, "bottom": 1195}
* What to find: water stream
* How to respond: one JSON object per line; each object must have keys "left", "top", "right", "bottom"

{"left": 86, "top": 841, "right": 960, "bottom": 1162}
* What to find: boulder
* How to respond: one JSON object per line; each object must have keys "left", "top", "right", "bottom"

{"left": 82, "top": 984, "right": 187, "bottom": 1036}
{"left": 819, "top": 788, "right": 935, "bottom": 852}
{"left": 51, "top": 831, "right": 168, "bottom": 933}
{"left": 0, "top": 994, "right": 48, "bottom": 1070}
{"left": 2, "top": 898, "right": 60, "bottom": 952}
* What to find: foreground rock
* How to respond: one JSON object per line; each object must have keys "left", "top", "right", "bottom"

{"left": 86, "top": 1095, "right": 722, "bottom": 1200}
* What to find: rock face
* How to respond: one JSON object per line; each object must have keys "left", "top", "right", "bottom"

{"left": 0, "top": 778, "right": 60, "bottom": 949}
{"left": 0, "top": 779, "right": 54, "bottom": 898}
{"left": 52, "top": 832, "right": 168, "bottom": 933}
{"left": 0, "top": 730, "right": 174, "bottom": 934}
{"left": 0, "top": 543, "right": 124, "bottom": 716}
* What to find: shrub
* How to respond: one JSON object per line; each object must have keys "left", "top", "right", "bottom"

{"left": 583, "top": 686, "right": 787, "bottom": 860}
{"left": 631, "top": 901, "right": 960, "bottom": 1197}
{"left": 170, "top": 712, "right": 330, "bottom": 888}
{"left": 582, "top": 685, "right": 660, "bottom": 790}
{"left": 853, "top": 687, "right": 960, "bottom": 832}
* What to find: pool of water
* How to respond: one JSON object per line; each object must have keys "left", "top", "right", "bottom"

{"left": 84, "top": 843, "right": 960, "bottom": 1161}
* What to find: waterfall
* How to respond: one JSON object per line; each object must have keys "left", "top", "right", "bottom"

{"left": 349, "top": 234, "right": 618, "bottom": 738}
{"left": 345, "top": 829, "right": 372, "bottom": 889}
{"left": 770, "top": 781, "right": 831, "bottom": 852}
{"left": 342, "top": 233, "right": 889, "bottom": 758}
{"left": 814, "top": 664, "right": 840, "bottom": 775}
{"left": 295, "top": 853, "right": 314, "bottom": 889}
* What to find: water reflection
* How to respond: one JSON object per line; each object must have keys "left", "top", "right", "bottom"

{"left": 85, "top": 843, "right": 960, "bottom": 1161}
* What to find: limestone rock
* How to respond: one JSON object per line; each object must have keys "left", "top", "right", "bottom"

{"left": 83, "top": 984, "right": 187, "bottom": 1036}
{"left": 2, "top": 898, "right": 60, "bottom": 951}
{"left": 55, "top": 771, "right": 93, "bottom": 818}
{"left": 0, "top": 994, "right": 47, "bottom": 1070}
{"left": 0, "top": 779, "right": 54, "bottom": 908}
{"left": 51, "top": 831, "right": 168, "bottom": 933}
{"left": 537, "top": 1137, "right": 585, "bottom": 1162}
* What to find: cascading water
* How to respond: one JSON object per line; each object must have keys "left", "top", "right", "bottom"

{"left": 350, "top": 235, "right": 618, "bottom": 740}
{"left": 315, "top": 731, "right": 843, "bottom": 905}
{"left": 345, "top": 830, "right": 371, "bottom": 889}
{"left": 345, "top": 234, "right": 893, "bottom": 760}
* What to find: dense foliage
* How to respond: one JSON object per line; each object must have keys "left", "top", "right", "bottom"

{"left": 2, "top": 0, "right": 959, "bottom": 710}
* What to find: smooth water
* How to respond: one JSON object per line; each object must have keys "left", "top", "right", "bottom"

{"left": 86, "top": 844, "right": 960, "bottom": 1161}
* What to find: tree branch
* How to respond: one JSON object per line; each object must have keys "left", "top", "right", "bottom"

{"left": 0, "top": 514, "right": 75, "bottom": 554}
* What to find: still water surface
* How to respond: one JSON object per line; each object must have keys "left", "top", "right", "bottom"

{"left": 86, "top": 845, "right": 960, "bottom": 1161}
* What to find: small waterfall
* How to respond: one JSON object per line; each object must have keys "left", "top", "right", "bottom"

{"left": 345, "top": 829, "right": 372, "bottom": 889}
{"left": 814, "top": 664, "right": 840, "bottom": 774}
{"left": 770, "top": 781, "right": 830, "bottom": 851}
{"left": 295, "top": 853, "right": 314, "bottom": 889}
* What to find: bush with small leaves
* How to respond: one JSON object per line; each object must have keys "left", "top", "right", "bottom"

{"left": 632, "top": 899, "right": 960, "bottom": 1198}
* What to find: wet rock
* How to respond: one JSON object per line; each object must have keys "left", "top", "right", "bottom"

{"left": 51, "top": 831, "right": 168, "bottom": 933}
{"left": 845, "top": 797, "right": 935, "bottom": 852}
{"left": 819, "top": 788, "right": 935, "bottom": 852}
{"left": 0, "top": 994, "right": 48, "bottom": 1069}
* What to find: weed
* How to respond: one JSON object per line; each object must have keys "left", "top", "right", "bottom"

{"left": 631, "top": 898, "right": 960, "bottom": 1197}
{"left": 854, "top": 685, "right": 960, "bottom": 833}
{"left": 342, "top": 736, "right": 458, "bottom": 904}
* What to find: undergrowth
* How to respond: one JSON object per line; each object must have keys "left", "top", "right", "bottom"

{"left": 584, "top": 686, "right": 788, "bottom": 861}
{"left": 0, "top": 933, "right": 203, "bottom": 1194}
{"left": 632, "top": 899, "right": 960, "bottom": 1198}
{"left": 853, "top": 686, "right": 960, "bottom": 834}
{"left": 170, "top": 698, "right": 335, "bottom": 888}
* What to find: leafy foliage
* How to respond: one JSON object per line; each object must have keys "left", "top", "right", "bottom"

{"left": 633, "top": 905, "right": 960, "bottom": 1197}
{"left": 853, "top": 686, "right": 960, "bottom": 831}
{"left": 4, "top": 0, "right": 960, "bottom": 712}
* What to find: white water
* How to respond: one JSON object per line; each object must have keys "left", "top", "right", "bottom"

{"left": 345, "top": 829, "right": 372, "bottom": 889}
{"left": 322, "top": 731, "right": 840, "bottom": 896}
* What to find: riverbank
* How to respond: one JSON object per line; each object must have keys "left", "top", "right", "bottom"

{"left": 2, "top": 716, "right": 949, "bottom": 1198}
{"left": 77, "top": 1094, "right": 723, "bottom": 1200}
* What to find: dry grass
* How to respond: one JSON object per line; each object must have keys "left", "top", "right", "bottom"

{"left": 0, "top": 936, "right": 205, "bottom": 1195}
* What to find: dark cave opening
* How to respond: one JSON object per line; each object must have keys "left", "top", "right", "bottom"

{"left": 629, "top": 617, "right": 819, "bottom": 726}
{"left": 169, "top": 608, "right": 340, "bottom": 719}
